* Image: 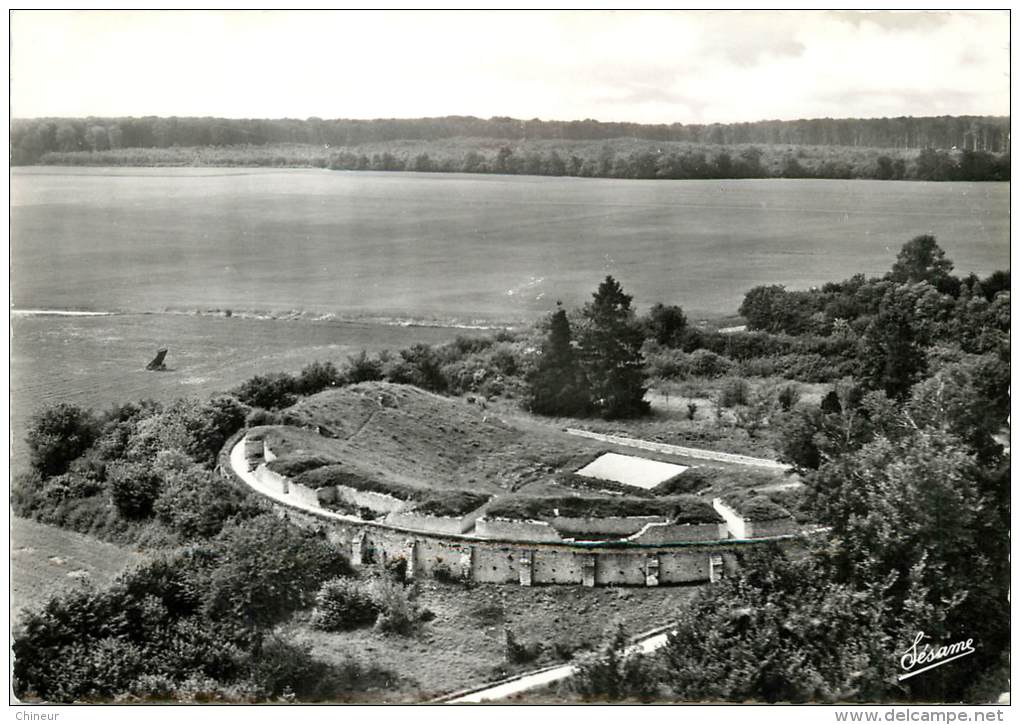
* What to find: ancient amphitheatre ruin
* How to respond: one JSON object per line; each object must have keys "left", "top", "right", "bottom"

{"left": 219, "top": 381, "right": 813, "bottom": 587}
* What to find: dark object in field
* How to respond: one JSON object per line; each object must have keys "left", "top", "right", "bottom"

{"left": 146, "top": 349, "right": 168, "bottom": 371}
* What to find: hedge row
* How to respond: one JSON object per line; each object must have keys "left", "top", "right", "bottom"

{"left": 266, "top": 454, "right": 340, "bottom": 477}
{"left": 290, "top": 462, "right": 489, "bottom": 516}
{"left": 486, "top": 494, "right": 722, "bottom": 524}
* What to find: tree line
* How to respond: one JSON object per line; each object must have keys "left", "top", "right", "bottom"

{"left": 24, "top": 139, "right": 1010, "bottom": 182}
{"left": 12, "top": 114, "right": 1010, "bottom": 177}
{"left": 12, "top": 114, "right": 1009, "bottom": 158}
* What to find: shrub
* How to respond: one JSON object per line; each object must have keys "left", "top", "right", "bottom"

{"left": 505, "top": 627, "right": 541, "bottom": 664}
{"left": 26, "top": 403, "right": 99, "bottom": 478}
{"left": 205, "top": 515, "right": 352, "bottom": 631}
{"left": 310, "top": 577, "right": 380, "bottom": 632}
{"left": 185, "top": 396, "right": 249, "bottom": 466}
{"left": 777, "top": 383, "right": 801, "bottom": 411}
{"left": 486, "top": 495, "right": 721, "bottom": 524}
{"left": 265, "top": 454, "right": 339, "bottom": 478}
{"left": 343, "top": 350, "right": 383, "bottom": 383}
{"left": 153, "top": 466, "right": 263, "bottom": 540}
{"left": 245, "top": 408, "right": 279, "bottom": 427}
{"left": 687, "top": 349, "right": 734, "bottom": 378}
{"left": 410, "top": 491, "right": 490, "bottom": 517}
{"left": 719, "top": 378, "right": 750, "bottom": 407}
{"left": 231, "top": 373, "right": 298, "bottom": 410}
{"left": 371, "top": 580, "right": 418, "bottom": 635}
{"left": 107, "top": 461, "right": 163, "bottom": 519}
{"left": 570, "top": 622, "right": 659, "bottom": 702}
{"left": 243, "top": 635, "right": 386, "bottom": 702}
{"left": 295, "top": 361, "right": 343, "bottom": 395}
{"left": 384, "top": 556, "right": 408, "bottom": 584}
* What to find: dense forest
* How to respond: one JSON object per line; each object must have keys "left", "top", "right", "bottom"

{"left": 11, "top": 114, "right": 1010, "bottom": 181}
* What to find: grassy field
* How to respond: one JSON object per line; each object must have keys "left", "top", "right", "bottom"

{"left": 10, "top": 312, "right": 488, "bottom": 472}
{"left": 12, "top": 168, "right": 1008, "bottom": 321}
{"left": 10, "top": 516, "right": 146, "bottom": 622}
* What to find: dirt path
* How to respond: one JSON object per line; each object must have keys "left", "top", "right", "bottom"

{"left": 564, "top": 428, "right": 788, "bottom": 470}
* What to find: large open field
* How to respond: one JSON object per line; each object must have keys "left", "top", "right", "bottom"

{"left": 12, "top": 168, "right": 1008, "bottom": 469}
{"left": 10, "top": 312, "right": 488, "bottom": 472}
{"left": 12, "top": 168, "right": 1009, "bottom": 321}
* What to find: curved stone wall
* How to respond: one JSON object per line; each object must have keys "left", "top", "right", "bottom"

{"left": 218, "top": 429, "right": 810, "bottom": 587}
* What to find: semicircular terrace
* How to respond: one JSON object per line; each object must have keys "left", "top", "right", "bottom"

{"left": 219, "top": 383, "right": 815, "bottom": 587}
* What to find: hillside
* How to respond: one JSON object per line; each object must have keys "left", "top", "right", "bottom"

{"left": 267, "top": 382, "right": 594, "bottom": 494}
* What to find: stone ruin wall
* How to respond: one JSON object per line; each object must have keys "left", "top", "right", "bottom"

{"left": 222, "top": 430, "right": 806, "bottom": 588}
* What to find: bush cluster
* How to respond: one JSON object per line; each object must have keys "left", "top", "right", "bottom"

{"left": 13, "top": 515, "right": 356, "bottom": 702}
{"left": 15, "top": 396, "right": 257, "bottom": 545}
{"left": 309, "top": 576, "right": 422, "bottom": 636}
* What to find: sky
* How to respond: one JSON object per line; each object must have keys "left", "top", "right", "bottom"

{"left": 10, "top": 10, "right": 1011, "bottom": 124}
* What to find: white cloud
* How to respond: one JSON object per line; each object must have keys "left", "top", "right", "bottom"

{"left": 10, "top": 10, "right": 1010, "bottom": 123}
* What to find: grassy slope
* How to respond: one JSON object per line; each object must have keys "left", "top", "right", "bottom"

{"left": 289, "top": 577, "right": 701, "bottom": 702}
{"left": 275, "top": 383, "right": 594, "bottom": 495}
{"left": 10, "top": 516, "right": 145, "bottom": 622}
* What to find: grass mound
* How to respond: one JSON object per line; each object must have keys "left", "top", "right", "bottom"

{"left": 486, "top": 495, "right": 721, "bottom": 525}
{"left": 292, "top": 464, "right": 490, "bottom": 517}
{"left": 266, "top": 454, "right": 340, "bottom": 477}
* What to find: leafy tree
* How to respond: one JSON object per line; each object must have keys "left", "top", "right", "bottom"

{"left": 526, "top": 304, "right": 589, "bottom": 416}
{"left": 204, "top": 515, "right": 351, "bottom": 634}
{"left": 231, "top": 373, "right": 298, "bottom": 410}
{"left": 659, "top": 547, "right": 896, "bottom": 703}
{"left": 153, "top": 460, "right": 263, "bottom": 539}
{"left": 392, "top": 344, "right": 447, "bottom": 392}
{"left": 578, "top": 277, "right": 649, "bottom": 418}
{"left": 774, "top": 407, "right": 823, "bottom": 470}
{"left": 644, "top": 303, "right": 688, "bottom": 347}
{"left": 26, "top": 403, "right": 99, "bottom": 478}
{"left": 185, "top": 395, "right": 249, "bottom": 466}
{"left": 738, "top": 285, "right": 812, "bottom": 334}
{"left": 344, "top": 350, "right": 383, "bottom": 383}
{"left": 889, "top": 234, "right": 954, "bottom": 287}
{"left": 295, "top": 361, "right": 343, "bottom": 395}
{"left": 805, "top": 428, "right": 1005, "bottom": 700}
{"left": 858, "top": 285, "right": 934, "bottom": 398}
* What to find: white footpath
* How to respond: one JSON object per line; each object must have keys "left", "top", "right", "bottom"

{"left": 444, "top": 631, "right": 672, "bottom": 703}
